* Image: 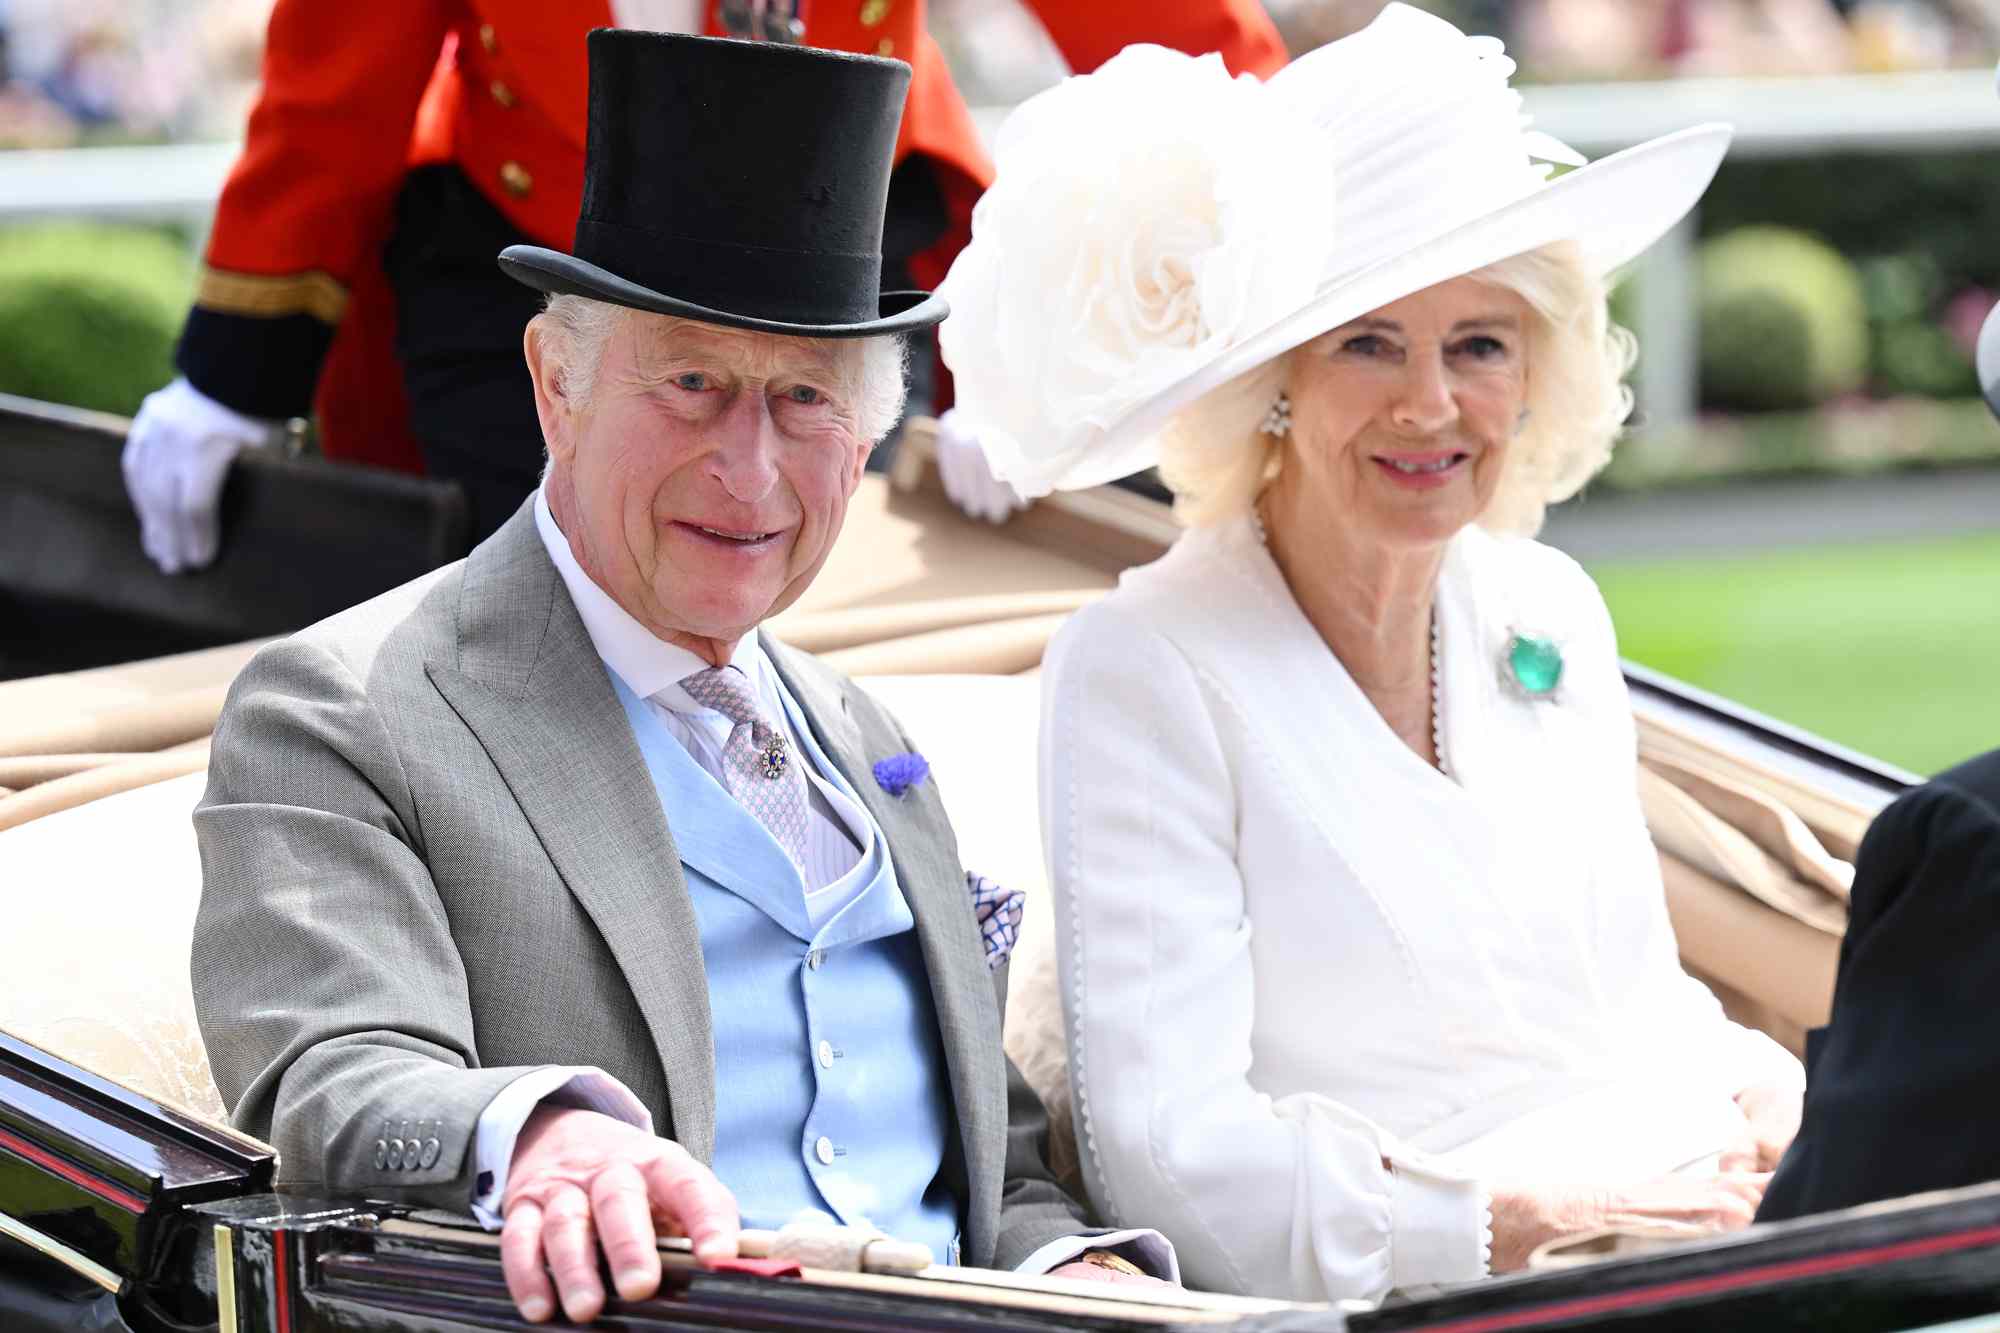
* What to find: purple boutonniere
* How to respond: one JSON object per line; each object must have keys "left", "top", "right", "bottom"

{"left": 872, "top": 750, "right": 930, "bottom": 797}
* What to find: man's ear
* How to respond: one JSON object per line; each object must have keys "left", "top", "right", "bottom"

{"left": 848, "top": 434, "right": 874, "bottom": 492}
{"left": 523, "top": 316, "right": 575, "bottom": 466}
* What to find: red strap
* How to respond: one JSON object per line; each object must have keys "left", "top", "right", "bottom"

{"left": 707, "top": 1256, "right": 804, "bottom": 1279}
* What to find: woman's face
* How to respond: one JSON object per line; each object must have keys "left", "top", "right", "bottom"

{"left": 1270, "top": 275, "right": 1530, "bottom": 552}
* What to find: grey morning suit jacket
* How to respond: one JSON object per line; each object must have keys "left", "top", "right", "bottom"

{"left": 191, "top": 502, "right": 1092, "bottom": 1268}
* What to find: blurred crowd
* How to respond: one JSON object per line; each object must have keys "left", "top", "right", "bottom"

{"left": 1267, "top": 0, "right": 2000, "bottom": 79}
{"left": 4, "top": 0, "right": 1998, "bottom": 151}
{"left": 0, "top": 0, "right": 270, "bottom": 148}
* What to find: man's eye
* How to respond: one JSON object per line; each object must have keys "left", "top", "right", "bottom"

{"left": 784, "top": 385, "right": 825, "bottom": 405}
{"left": 673, "top": 372, "right": 709, "bottom": 391}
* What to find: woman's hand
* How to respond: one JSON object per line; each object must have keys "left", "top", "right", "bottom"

{"left": 1599, "top": 1171, "right": 1770, "bottom": 1235}
{"left": 1488, "top": 1172, "right": 1770, "bottom": 1273}
{"left": 1723, "top": 1079, "right": 1805, "bottom": 1172}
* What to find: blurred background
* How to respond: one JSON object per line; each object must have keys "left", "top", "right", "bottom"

{"left": 1, "top": 0, "right": 1996, "bottom": 773}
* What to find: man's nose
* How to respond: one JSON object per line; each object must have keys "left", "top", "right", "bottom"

{"left": 709, "top": 393, "right": 782, "bottom": 504}
{"left": 1391, "top": 352, "right": 1460, "bottom": 435}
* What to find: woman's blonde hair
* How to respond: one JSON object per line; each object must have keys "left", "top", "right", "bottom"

{"left": 1156, "top": 240, "right": 1637, "bottom": 537}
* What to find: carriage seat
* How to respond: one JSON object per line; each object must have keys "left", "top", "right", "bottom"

{"left": 0, "top": 674, "right": 1072, "bottom": 1154}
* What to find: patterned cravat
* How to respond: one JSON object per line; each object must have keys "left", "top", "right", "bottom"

{"left": 677, "top": 666, "right": 811, "bottom": 870}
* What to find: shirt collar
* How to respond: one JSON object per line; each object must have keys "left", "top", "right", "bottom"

{"left": 533, "top": 484, "right": 768, "bottom": 705}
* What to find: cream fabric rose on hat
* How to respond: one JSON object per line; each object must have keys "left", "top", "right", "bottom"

{"left": 937, "top": 45, "right": 1335, "bottom": 499}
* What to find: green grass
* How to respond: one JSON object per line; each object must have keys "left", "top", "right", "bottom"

{"left": 1587, "top": 532, "right": 2000, "bottom": 777}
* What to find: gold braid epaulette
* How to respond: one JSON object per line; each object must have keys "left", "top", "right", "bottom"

{"left": 194, "top": 264, "right": 348, "bottom": 325}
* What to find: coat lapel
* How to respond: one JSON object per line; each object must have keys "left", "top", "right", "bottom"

{"left": 424, "top": 507, "right": 718, "bottom": 1161}
{"left": 762, "top": 635, "right": 1006, "bottom": 1256}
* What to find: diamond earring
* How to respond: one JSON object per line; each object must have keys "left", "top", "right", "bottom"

{"left": 1260, "top": 391, "right": 1292, "bottom": 438}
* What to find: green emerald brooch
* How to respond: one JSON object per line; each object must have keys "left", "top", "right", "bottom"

{"left": 1501, "top": 630, "right": 1564, "bottom": 701}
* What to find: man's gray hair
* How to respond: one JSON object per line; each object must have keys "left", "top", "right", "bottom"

{"left": 537, "top": 293, "right": 909, "bottom": 444}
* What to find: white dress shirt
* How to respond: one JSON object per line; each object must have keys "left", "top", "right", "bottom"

{"left": 472, "top": 491, "right": 1174, "bottom": 1280}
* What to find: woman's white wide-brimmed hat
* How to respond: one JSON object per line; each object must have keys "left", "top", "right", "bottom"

{"left": 937, "top": 3, "right": 1732, "bottom": 497}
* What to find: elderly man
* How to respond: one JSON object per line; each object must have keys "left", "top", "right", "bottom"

{"left": 191, "top": 31, "right": 1168, "bottom": 1326}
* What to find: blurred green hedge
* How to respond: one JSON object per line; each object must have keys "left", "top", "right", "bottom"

{"left": 1697, "top": 226, "right": 1870, "bottom": 412}
{"left": 0, "top": 222, "right": 192, "bottom": 416}
{"left": 1701, "top": 151, "right": 1991, "bottom": 399}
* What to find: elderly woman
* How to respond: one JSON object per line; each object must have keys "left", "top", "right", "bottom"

{"left": 938, "top": 3, "right": 1805, "bottom": 1303}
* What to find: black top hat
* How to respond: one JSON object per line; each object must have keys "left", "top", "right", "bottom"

{"left": 498, "top": 30, "right": 946, "bottom": 338}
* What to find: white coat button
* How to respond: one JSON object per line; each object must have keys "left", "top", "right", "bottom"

{"left": 814, "top": 1136, "right": 835, "bottom": 1165}
{"left": 816, "top": 1040, "right": 833, "bottom": 1069}
{"left": 806, "top": 950, "right": 824, "bottom": 971}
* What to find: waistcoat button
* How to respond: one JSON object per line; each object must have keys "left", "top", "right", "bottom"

{"left": 499, "top": 161, "right": 533, "bottom": 197}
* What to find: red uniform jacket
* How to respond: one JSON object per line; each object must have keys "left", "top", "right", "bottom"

{"left": 181, "top": 0, "right": 1286, "bottom": 470}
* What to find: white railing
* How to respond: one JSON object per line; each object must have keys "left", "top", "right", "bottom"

{"left": 4, "top": 68, "right": 1996, "bottom": 425}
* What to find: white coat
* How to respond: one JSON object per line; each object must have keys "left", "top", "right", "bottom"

{"left": 1040, "top": 514, "right": 1801, "bottom": 1303}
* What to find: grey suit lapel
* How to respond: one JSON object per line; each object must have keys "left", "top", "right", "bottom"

{"left": 425, "top": 506, "right": 718, "bottom": 1162}
{"left": 763, "top": 635, "right": 1006, "bottom": 1256}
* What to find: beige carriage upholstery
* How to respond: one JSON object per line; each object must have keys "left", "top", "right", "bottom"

{"left": 0, "top": 450, "right": 1878, "bottom": 1182}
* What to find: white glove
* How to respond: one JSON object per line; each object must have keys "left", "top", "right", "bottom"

{"left": 935, "top": 408, "right": 1027, "bottom": 525}
{"left": 121, "top": 376, "right": 283, "bottom": 574}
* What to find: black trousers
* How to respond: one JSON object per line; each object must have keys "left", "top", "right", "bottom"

{"left": 383, "top": 165, "right": 939, "bottom": 548}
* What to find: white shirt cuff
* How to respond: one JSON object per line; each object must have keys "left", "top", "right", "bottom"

{"left": 468, "top": 1067, "right": 654, "bottom": 1228}
{"left": 1013, "top": 1228, "right": 1178, "bottom": 1282}
{"left": 1387, "top": 1157, "right": 1492, "bottom": 1290}
{"left": 158, "top": 374, "right": 284, "bottom": 440}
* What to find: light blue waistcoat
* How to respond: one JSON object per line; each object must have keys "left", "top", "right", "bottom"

{"left": 610, "top": 674, "right": 962, "bottom": 1261}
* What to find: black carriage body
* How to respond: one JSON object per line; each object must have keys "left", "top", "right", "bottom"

{"left": 0, "top": 393, "right": 466, "bottom": 680}
{"left": 0, "top": 1033, "right": 273, "bottom": 1332}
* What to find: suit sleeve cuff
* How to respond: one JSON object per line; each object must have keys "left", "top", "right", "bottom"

{"left": 1388, "top": 1158, "right": 1492, "bottom": 1290}
{"left": 1012, "top": 1228, "right": 1178, "bottom": 1282}
{"left": 468, "top": 1067, "right": 653, "bottom": 1229}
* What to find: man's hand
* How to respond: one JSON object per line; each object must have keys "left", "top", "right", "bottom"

{"left": 500, "top": 1106, "right": 740, "bottom": 1324}
{"left": 1723, "top": 1079, "right": 1805, "bottom": 1173}
{"left": 1046, "top": 1254, "right": 1174, "bottom": 1288}
{"left": 121, "top": 376, "right": 281, "bottom": 574}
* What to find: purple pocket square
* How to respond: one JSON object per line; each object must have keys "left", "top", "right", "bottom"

{"left": 967, "top": 872, "right": 1025, "bottom": 971}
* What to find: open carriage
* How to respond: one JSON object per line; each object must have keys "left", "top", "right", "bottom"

{"left": 3, "top": 393, "right": 1996, "bottom": 1332}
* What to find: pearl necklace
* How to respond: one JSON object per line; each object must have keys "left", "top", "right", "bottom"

{"left": 1250, "top": 507, "right": 1451, "bottom": 779}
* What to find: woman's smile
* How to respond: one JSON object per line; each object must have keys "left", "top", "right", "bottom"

{"left": 1369, "top": 448, "right": 1472, "bottom": 490}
